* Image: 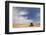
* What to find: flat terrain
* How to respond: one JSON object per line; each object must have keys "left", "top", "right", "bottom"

{"left": 13, "top": 23, "right": 40, "bottom": 28}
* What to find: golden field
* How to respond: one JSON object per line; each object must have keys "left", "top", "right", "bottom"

{"left": 13, "top": 23, "right": 40, "bottom": 28}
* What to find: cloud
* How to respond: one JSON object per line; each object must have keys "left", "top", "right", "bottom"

{"left": 18, "top": 10, "right": 28, "bottom": 15}
{"left": 13, "top": 9, "right": 33, "bottom": 24}
{"left": 13, "top": 15, "right": 33, "bottom": 24}
{"left": 26, "top": 19, "right": 33, "bottom": 23}
{"left": 13, "top": 7, "right": 40, "bottom": 24}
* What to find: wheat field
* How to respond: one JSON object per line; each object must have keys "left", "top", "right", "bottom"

{"left": 13, "top": 23, "right": 40, "bottom": 28}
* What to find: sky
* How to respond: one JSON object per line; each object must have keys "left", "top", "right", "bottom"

{"left": 13, "top": 7, "right": 40, "bottom": 24}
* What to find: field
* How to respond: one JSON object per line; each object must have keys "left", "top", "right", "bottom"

{"left": 13, "top": 23, "right": 40, "bottom": 28}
